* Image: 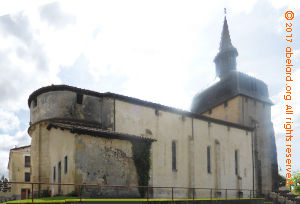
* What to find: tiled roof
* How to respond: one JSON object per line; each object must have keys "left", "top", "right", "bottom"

{"left": 47, "top": 119, "right": 156, "bottom": 142}
{"left": 10, "top": 145, "right": 31, "bottom": 151}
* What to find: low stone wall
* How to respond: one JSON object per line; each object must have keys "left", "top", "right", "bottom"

{"left": 0, "top": 196, "right": 15, "bottom": 203}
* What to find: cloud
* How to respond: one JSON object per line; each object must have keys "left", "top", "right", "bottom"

{"left": 0, "top": 109, "right": 20, "bottom": 133}
{"left": 0, "top": 9, "right": 59, "bottom": 176}
{"left": 0, "top": 14, "right": 33, "bottom": 45}
{"left": 0, "top": 12, "right": 61, "bottom": 111}
{"left": 39, "top": 2, "right": 76, "bottom": 29}
{"left": 268, "top": 0, "right": 300, "bottom": 9}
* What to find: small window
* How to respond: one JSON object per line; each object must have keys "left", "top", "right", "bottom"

{"left": 224, "top": 101, "right": 228, "bottom": 107}
{"left": 254, "top": 101, "right": 256, "bottom": 106}
{"left": 25, "top": 156, "right": 30, "bottom": 168}
{"left": 263, "top": 103, "right": 265, "bottom": 108}
{"left": 76, "top": 93, "right": 83, "bottom": 104}
{"left": 235, "top": 150, "right": 239, "bottom": 175}
{"left": 208, "top": 109, "right": 212, "bottom": 114}
{"left": 172, "top": 141, "right": 177, "bottom": 171}
{"left": 207, "top": 146, "right": 211, "bottom": 173}
{"left": 53, "top": 166, "right": 56, "bottom": 182}
{"left": 245, "top": 97, "right": 248, "bottom": 103}
{"left": 64, "top": 156, "right": 68, "bottom": 174}
{"left": 32, "top": 98, "right": 37, "bottom": 108}
{"left": 25, "top": 172, "right": 30, "bottom": 182}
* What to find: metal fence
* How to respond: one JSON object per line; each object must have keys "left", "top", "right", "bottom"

{"left": 0, "top": 181, "right": 256, "bottom": 202}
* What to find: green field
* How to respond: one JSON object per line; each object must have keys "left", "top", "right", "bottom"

{"left": 1, "top": 197, "right": 264, "bottom": 204}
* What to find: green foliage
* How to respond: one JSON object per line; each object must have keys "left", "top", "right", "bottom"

{"left": 40, "top": 190, "right": 51, "bottom": 198}
{"left": 288, "top": 172, "right": 300, "bottom": 194}
{"left": 66, "top": 185, "right": 83, "bottom": 197}
{"left": 0, "top": 175, "right": 9, "bottom": 192}
{"left": 131, "top": 140, "right": 151, "bottom": 198}
{"left": 67, "top": 190, "right": 78, "bottom": 197}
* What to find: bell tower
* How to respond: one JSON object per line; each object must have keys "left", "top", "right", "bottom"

{"left": 191, "top": 10, "right": 279, "bottom": 196}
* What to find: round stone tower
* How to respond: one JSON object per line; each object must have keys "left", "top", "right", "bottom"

{"left": 27, "top": 85, "right": 139, "bottom": 196}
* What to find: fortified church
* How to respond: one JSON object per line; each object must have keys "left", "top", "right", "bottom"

{"left": 5, "top": 15, "right": 278, "bottom": 199}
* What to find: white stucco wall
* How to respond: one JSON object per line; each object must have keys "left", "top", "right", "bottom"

{"left": 115, "top": 99, "right": 254, "bottom": 199}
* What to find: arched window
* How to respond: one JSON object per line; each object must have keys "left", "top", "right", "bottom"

{"left": 207, "top": 146, "right": 211, "bottom": 173}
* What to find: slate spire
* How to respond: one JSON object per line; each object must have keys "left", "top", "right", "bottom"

{"left": 214, "top": 11, "right": 238, "bottom": 78}
{"left": 219, "top": 17, "right": 233, "bottom": 51}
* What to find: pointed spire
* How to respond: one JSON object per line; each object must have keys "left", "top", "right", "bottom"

{"left": 219, "top": 17, "right": 233, "bottom": 51}
{"left": 214, "top": 10, "right": 238, "bottom": 79}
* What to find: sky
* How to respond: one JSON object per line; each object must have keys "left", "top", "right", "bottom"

{"left": 0, "top": 0, "right": 299, "bottom": 179}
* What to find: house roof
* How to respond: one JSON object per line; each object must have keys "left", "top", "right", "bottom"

{"left": 9, "top": 145, "right": 31, "bottom": 151}
{"left": 8, "top": 145, "right": 31, "bottom": 169}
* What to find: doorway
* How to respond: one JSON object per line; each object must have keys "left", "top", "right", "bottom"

{"left": 21, "top": 189, "right": 30, "bottom": 200}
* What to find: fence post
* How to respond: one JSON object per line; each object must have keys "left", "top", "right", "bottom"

{"left": 172, "top": 187, "right": 174, "bottom": 201}
{"left": 225, "top": 189, "right": 227, "bottom": 200}
{"left": 147, "top": 186, "right": 149, "bottom": 201}
{"left": 210, "top": 189, "right": 212, "bottom": 200}
{"left": 78, "top": 185, "right": 81, "bottom": 202}
{"left": 31, "top": 183, "right": 34, "bottom": 203}
{"left": 192, "top": 188, "right": 195, "bottom": 200}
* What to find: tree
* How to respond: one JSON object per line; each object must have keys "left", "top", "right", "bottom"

{"left": 0, "top": 175, "right": 9, "bottom": 192}
{"left": 290, "top": 172, "right": 300, "bottom": 194}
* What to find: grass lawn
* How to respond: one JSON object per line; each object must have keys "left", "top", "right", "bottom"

{"left": 1, "top": 197, "right": 265, "bottom": 204}
{"left": 294, "top": 192, "right": 300, "bottom": 196}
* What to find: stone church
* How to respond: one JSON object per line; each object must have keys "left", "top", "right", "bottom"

{"left": 8, "top": 16, "right": 278, "bottom": 199}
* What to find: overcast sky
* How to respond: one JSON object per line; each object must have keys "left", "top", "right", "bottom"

{"left": 0, "top": 0, "right": 299, "bottom": 179}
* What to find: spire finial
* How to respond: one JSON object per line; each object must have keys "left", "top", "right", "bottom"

{"left": 224, "top": 8, "right": 226, "bottom": 16}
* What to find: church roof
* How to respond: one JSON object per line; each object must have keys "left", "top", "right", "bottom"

{"left": 28, "top": 84, "right": 254, "bottom": 131}
{"left": 191, "top": 71, "right": 273, "bottom": 114}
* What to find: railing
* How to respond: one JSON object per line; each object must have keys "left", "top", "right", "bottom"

{"left": 0, "top": 181, "right": 257, "bottom": 203}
